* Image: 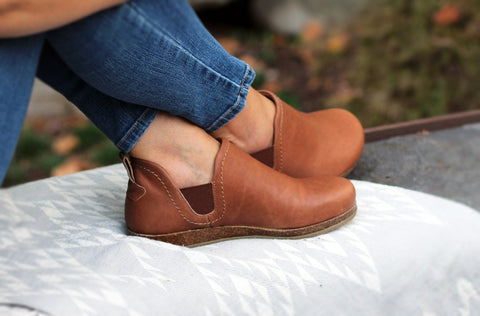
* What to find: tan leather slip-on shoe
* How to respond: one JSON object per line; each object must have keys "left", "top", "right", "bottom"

{"left": 251, "top": 90, "right": 365, "bottom": 178}
{"left": 120, "top": 140, "right": 356, "bottom": 247}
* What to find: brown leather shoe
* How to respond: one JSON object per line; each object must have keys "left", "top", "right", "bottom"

{"left": 251, "top": 90, "right": 365, "bottom": 178}
{"left": 120, "top": 140, "right": 356, "bottom": 246}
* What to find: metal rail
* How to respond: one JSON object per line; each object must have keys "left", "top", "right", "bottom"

{"left": 364, "top": 110, "right": 480, "bottom": 142}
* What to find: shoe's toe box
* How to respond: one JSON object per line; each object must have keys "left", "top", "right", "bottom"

{"left": 291, "top": 175, "right": 357, "bottom": 227}
{"left": 310, "top": 108, "right": 364, "bottom": 176}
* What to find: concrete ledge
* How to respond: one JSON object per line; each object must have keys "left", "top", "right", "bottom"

{"left": 351, "top": 121, "right": 480, "bottom": 210}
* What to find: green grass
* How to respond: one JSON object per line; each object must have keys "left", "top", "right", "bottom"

{"left": 314, "top": 0, "right": 480, "bottom": 126}
{"left": 3, "top": 121, "right": 117, "bottom": 187}
{"left": 13, "top": 129, "right": 51, "bottom": 159}
{"left": 73, "top": 124, "right": 107, "bottom": 151}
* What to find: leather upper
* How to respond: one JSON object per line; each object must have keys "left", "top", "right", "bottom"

{"left": 260, "top": 90, "right": 365, "bottom": 178}
{"left": 124, "top": 140, "right": 356, "bottom": 236}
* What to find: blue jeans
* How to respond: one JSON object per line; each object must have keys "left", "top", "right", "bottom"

{"left": 0, "top": 0, "right": 255, "bottom": 183}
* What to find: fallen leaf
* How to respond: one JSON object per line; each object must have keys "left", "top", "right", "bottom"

{"left": 51, "top": 157, "right": 95, "bottom": 177}
{"left": 262, "top": 81, "right": 282, "bottom": 92}
{"left": 295, "top": 47, "right": 316, "bottom": 67}
{"left": 326, "top": 33, "right": 349, "bottom": 54}
{"left": 239, "top": 54, "right": 265, "bottom": 72}
{"left": 274, "top": 34, "right": 287, "bottom": 47}
{"left": 52, "top": 134, "right": 79, "bottom": 155}
{"left": 218, "top": 37, "right": 241, "bottom": 55}
{"left": 327, "top": 83, "right": 361, "bottom": 106}
{"left": 434, "top": 4, "right": 460, "bottom": 26}
{"left": 301, "top": 20, "right": 324, "bottom": 44}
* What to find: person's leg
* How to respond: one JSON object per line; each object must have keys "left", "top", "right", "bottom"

{"left": 43, "top": 0, "right": 362, "bottom": 180}
{"left": 37, "top": 42, "right": 216, "bottom": 188}
{"left": 37, "top": 43, "right": 157, "bottom": 154}
{"left": 46, "top": 0, "right": 257, "bottom": 133}
{"left": 46, "top": 0, "right": 280, "bottom": 155}
{"left": 36, "top": 0, "right": 274, "bottom": 187}
{"left": 0, "top": 34, "right": 45, "bottom": 184}
{"left": 32, "top": 1, "right": 357, "bottom": 245}
{"left": 45, "top": 0, "right": 362, "bottom": 176}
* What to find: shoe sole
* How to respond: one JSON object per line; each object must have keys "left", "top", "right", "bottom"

{"left": 128, "top": 204, "right": 357, "bottom": 247}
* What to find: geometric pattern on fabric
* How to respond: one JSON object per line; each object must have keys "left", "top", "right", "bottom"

{"left": 0, "top": 164, "right": 479, "bottom": 315}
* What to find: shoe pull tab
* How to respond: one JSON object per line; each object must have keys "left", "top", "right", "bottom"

{"left": 119, "top": 152, "right": 136, "bottom": 183}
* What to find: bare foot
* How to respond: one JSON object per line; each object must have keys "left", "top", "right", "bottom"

{"left": 129, "top": 112, "right": 219, "bottom": 188}
{"left": 211, "top": 88, "right": 275, "bottom": 154}
{"left": 129, "top": 87, "right": 273, "bottom": 188}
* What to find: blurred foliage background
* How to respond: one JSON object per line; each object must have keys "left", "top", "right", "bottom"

{"left": 3, "top": 0, "right": 479, "bottom": 187}
{"left": 317, "top": 0, "right": 480, "bottom": 126}
{"left": 216, "top": 0, "right": 480, "bottom": 126}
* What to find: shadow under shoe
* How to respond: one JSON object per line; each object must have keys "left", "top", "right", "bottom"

{"left": 251, "top": 90, "right": 365, "bottom": 178}
{"left": 120, "top": 139, "right": 357, "bottom": 247}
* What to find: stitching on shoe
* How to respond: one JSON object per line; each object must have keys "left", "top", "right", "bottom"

{"left": 129, "top": 181, "right": 146, "bottom": 201}
{"left": 209, "top": 142, "right": 229, "bottom": 225}
{"left": 278, "top": 99, "right": 284, "bottom": 172}
{"left": 137, "top": 165, "right": 210, "bottom": 226}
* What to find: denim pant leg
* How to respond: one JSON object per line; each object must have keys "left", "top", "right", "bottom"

{"left": 37, "top": 42, "right": 157, "bottom": 153}
{"left": 0, "top": 35, "right": 45, "bottom": 183}
{"left": 46, "top": 0, "right": 255, "bottom": 133}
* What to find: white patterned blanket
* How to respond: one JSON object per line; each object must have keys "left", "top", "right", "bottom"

{"left": 0, "top": 164, "right": 479, "bottom": 315}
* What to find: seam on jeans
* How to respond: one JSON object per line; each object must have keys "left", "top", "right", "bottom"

{"left": 126, "top": 2, "right": 241, "bottom": 88}
{"left": 206, "top": 66, "right": 252, "bottom": 132}
{"left": 117, "top": 108, "right": 152, "bottom": 150}
{"left": 137, "top": 164, "right": 210, "bottom": 226}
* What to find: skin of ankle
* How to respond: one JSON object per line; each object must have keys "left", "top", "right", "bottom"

{"left": 211, "top": 88, "right": 275, "bottom": 154}
{"left": 130, "top": 112, "right": 219, "bottom": 188}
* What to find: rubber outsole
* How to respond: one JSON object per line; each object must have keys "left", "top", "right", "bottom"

{"left": 128, "top": 204, "right": 357, "bottom": 247}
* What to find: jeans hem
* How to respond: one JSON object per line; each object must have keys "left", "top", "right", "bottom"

{"left": 116, "top": 108, "right": 157, "bottom": 153}
{"left": 205, "top": 65, "right": 256, "bottom": 133}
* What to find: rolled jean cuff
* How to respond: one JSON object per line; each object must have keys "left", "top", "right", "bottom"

{"left": 205, "top": 64, "right": 255, "bottom": 133}
{"left": 205, "top": 65, "right": 256, "bottom": 133}
{"left": 116, "top": 64, "right": 254, "bottom": 152}
{"left": 116, "top": 107, "right": 157, "bottom": 153}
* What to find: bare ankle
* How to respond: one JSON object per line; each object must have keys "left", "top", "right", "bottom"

{"left": 211, "top": 88, "right": 275, "bottom": 154}
{"left": 130, "top": 112, "right": 219, "bottom": 188}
